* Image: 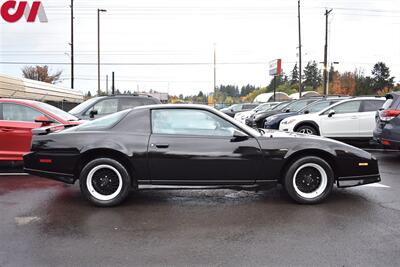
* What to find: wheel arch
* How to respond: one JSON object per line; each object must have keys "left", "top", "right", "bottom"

{"left": 294, "top": 121, "right": 320, "bottom": 135}
{"left": 280, "top": 149, "right": 337, "bottom": 183}
{"left": 75, "top": 148, "right": 136, "bottom": 187}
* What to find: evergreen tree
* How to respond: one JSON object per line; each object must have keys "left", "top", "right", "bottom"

{"left": 290, "top": 64, "right": 299, "bottom": 85}
{"left": 371, "top": 62, "right": 395, "bottom": 91}
{"left": 303, "top": 61, "right": 322, "bottom": 89}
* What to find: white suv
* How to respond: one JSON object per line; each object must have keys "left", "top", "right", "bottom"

{"left": 279, "top": 97, "right": 385, "bottom": 139}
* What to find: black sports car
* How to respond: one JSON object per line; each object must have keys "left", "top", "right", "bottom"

{"left": 24, "top": 104, "right": 381, "bottom": 207}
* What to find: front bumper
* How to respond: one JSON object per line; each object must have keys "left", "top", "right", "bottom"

{"left": 337, "top": 174, "right": 381, "bottom": 188}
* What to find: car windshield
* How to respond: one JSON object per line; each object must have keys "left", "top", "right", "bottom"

{"left": 70, "top": 109, "right": 130, "bottom": 131}
{"left": 32, "top": 101, "right": 79, "bottom": 121}
{"left": 254, "top": 103, "right": 276, "bottom": 112}
{"left": 271, "top": 102, "right": 291, "bottom": 111}
{"left": 228, "top": 104, "right": 241, "bottom": 111}
{"left": 69, "top": 97, "right": 102, "bottom": 114}
{"left": 299, "top": 100, "right": 335, "bottom": 114}
{"left": 285, "top": 100, "right": 316, "bottom": 112}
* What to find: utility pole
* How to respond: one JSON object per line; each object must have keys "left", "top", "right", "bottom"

{"left": 298, "top": 0, "right": 302, "bottom": 98}
{"left": 106, "top": 75, "right": 109, "bottom": 95}
{"left": 323, "top": 8, "right": 333, "bottom": 96}
{"left": 213, "top": 44, "right": 217, "bottom": 105}
{"left": 70, "top": 0, "right": 74, "bottom": 89}
{"left": 97, "top": 8, "right": 107, "bottom": 95}
{"left": 112, "top": 71, "right": 115, "bottom": 95}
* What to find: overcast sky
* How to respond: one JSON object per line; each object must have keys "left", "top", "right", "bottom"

{"left": 0, "top": 0, "right": 399, "bottom": 96}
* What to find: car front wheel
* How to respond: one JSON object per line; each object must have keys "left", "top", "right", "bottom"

{"left": 79, "top": 158, "right": 131, "bottom": 207}
{"left": 284, "top": 156, "right": 334, "bottom": 204}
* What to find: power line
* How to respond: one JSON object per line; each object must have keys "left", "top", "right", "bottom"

{"left": 0, "top": 61, "right": 279, "bottom": 66}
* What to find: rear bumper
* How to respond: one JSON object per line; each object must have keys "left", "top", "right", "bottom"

{"left": 24, "top": 168, "right": 76, "bottom": 184}
{"left": 337, "top": 174, "right": 381, "bottom": 188}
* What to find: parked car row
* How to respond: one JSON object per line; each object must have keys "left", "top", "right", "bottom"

{"left": 234, "top": 102, "right": 280, "bottom": 124}
{"left": 231, "top": 96, "right": 388, "bottom": 141}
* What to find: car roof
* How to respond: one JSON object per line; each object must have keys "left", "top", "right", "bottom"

{"left": 135, "top": 103, "right": 215, "bottom": 111}
{"left": 0, "top": 98, "right": 43, "bottom": 106}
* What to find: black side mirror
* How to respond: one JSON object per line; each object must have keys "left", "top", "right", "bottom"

{"left": 304, "top": 110, "right": 310, "bottom": 114}
{"left": 89, "top": 110, "right": 98, "bottom": 118}
{"left": 328, "top": 109, "right": 335, "bottom": 118}
{"left": 231, "top": 130, "right": 249, "bottom": 142}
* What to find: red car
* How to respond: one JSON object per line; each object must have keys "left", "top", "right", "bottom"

{"left": 0, "top": 99, "right": 81, "bottom": 162}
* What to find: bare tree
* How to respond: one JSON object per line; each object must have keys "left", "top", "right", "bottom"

{"left": 22, "top": 65, "right": 62, "bottom": 84}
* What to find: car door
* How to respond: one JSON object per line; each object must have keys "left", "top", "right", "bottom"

{"left": 359, "top": 99, "right": 385, "bottom": 137}
{"left": 319, "top": 100, "right": 362, "bottom": 137}
{"left": 148, "top": 108, "right": 263, "bottom": 184}
{"left": 0, "top": 103, "right": 45, "bottom": 161}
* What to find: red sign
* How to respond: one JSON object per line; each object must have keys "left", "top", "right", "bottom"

{"left": 1, "top": 1, "right": 48, "bottom": 23}
{"left": 269, "top": 59, "right": 282, "bottom": 76}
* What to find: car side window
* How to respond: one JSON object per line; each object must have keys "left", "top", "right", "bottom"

{"left": 87, "top": 99, "right": 119, "bottom": 115}
{"left": 152, "top": 109, "right": 239, "bottom": 137}
{"left": 141, "top": 98, "right": 159, "bottom": 105}
{"left": 362, "top": 100, "right": 384, "bottom": 112}
{"left": 326, "top": 101, "right": 361, "bottom": 115}
{"left": 119, "top": 98, "right": 142, "bottom": 111}
{"left": 2, "top": 103, "right": 44, "bottom": 122}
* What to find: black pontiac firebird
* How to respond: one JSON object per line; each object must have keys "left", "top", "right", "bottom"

{"left": 24, "top": 104, "right": 381, "bottom": 207}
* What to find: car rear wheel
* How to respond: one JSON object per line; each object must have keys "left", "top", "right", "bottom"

{"left": 296, "top": 125, "right": 318, "bottom": 135}
{"left": 284, "top": 156, "right": 334, "bottom": 204}
{"left": 79, "top": 158, "right": 131, "bottom": 207}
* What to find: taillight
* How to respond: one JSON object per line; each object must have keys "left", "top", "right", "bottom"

{"left": 380, "top": 109, "right": 400, "bottom": 121}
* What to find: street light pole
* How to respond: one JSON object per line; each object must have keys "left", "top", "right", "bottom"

{"left": 97, "top": 8, "right": 107, "bottom": 96}
{"left": 70, "top": 0, "right": 74, "bottom": 89}
{"left": 213, "top": 43, "right": 216, "bottom": 105}
{"left": 298, "top": 0, "right": 303, "bottom": 98}
{"left": 323, "top": 8, "right": 333, "bottom": 96}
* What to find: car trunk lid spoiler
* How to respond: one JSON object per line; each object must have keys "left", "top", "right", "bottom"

{"left": 32, "top": 124, "right": 76, "bottom": 136}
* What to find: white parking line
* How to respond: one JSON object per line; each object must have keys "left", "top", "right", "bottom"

{"left": 0, "top": 173, "right": 28, "bottom": 176}
{"left": 362, "top": 183, "right": 390, "bottom": 188}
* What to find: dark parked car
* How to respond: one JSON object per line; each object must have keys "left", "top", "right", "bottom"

{"left": 248, "top": 98, "right": 322, "bottom": 128}
{"left": 220, "top": 103, "right": 259, "bottom": 117}
{"left": 24, "top": 104, "right": 380, "bottom": 207}
{"left": 264, "top": 97, "right": 347, "bottom": 129}
{"left": 245, "top": 101, "right": 293, "bottom": 127}
{"left": 69, "top": 94, "right": 161, "bottom": 120}
{"left": 373, "top": 92, "right": 400, "bottom": 149}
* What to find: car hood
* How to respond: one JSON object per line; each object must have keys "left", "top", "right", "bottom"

{"left": 253, "top": 110, "right": 282, "bottom": 120}
{"left": 268, "top": 112, "right": 299, "bottom": 121}
{"left": 257, "top": 130, "right": 372, "bottom": 159}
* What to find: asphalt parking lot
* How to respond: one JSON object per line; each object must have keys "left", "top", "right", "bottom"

{"left": 0, "top": 150, "right": 399, "bottom": 267}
